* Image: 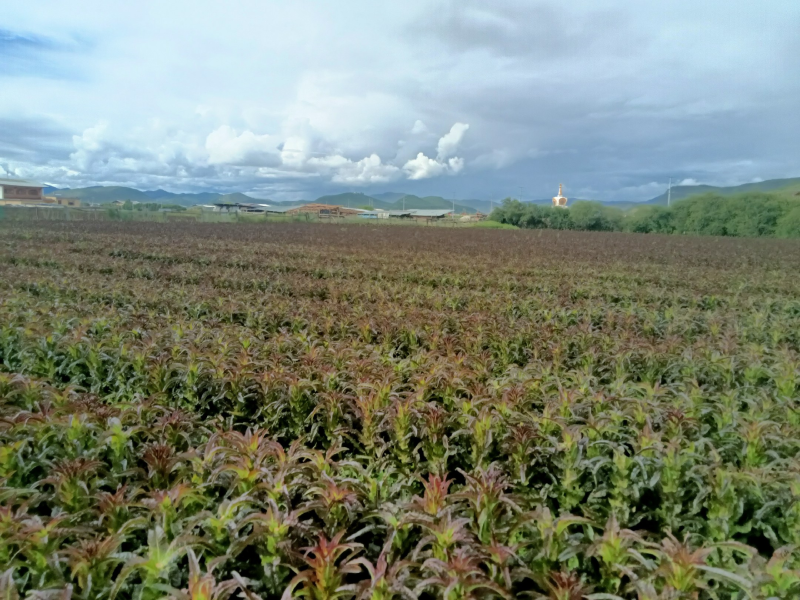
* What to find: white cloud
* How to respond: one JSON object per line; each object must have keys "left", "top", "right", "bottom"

{"left": 437, "top": 122, "right": 469, "bottom": 160}
{"left": 70, "top": 121, "right": 110, "bottom": 170}
{"left": 329, "top": 154, "right": 401, "bottom": 183}
{"left": 403, "top": 152, "right": 447, "bottom": 180}
{"left": 402, "top": 123, "right": 470, "bottom": 179}
{"left": 205, "top": 126, "right": 280, "bottom": 165}
{"left": 678, "top": 178, "right": 699, "bottom": 186}
{"left": 448, "top": 156, "right": 464, "bottom": 173}
{"left": 305, "top": 152, "right": 403, "bottom": 184}
{"left": 411, "top": 119, "right": 427, "bottom": 134}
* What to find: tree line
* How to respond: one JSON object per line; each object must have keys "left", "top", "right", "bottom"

{"left": 489, "top": 192, "right": 800, "bottom": 238}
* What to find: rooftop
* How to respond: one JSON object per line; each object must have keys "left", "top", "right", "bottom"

{"left": 409, "top": 209, "right": 453, "bottom": 217}
{"left": 388, "top": 209, "right": 453, "bottom": 217}
{"left": 0, "top": 177, "right": 44, "bottom": 188}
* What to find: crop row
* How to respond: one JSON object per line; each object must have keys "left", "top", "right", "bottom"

{"left": 1, "top": 222, "right": 799, "bottom": 599}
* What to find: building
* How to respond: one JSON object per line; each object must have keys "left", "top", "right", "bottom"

{"left": 264, "top": 205, "right": 303, "bottom": 215}
{"left": 0, "top": 178, "right": 81, "bottom": 207}
{"left": 212, "top": 202, "right": 242, "bottom": 213}
{"left": 552, "top": 184, "right": 568, "bottom": 208}
{"left": 236, "top": 203, "right": 273, "bottom": 214}
{"left": 388, "top": 209, "right": 453, "bottom": 223}
{"left": 0, "top": 178, "right": 44, "bottom": 205}
{"left": 359, "top": 209, "right": 389, "bottom": 219}
{"left": 287, "top": 203, "right": 363, "bottom": 218}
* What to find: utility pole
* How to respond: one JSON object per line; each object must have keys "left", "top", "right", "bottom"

{"left": 667, "top": 179, "right": 672, "bottom": 207}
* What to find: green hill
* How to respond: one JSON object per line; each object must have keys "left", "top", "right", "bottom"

{"left": 53, "top": 186, "right": 153, "bottom": 203}
{"left": 50, "top": 187, "right": 271, "bottom": 206}
{"left": 646, "top": 177, "right": 800, "bottom": 205}
{"left": 143, "top": 189, "right": 175, "bottom": 200}
{"left": 371, "top": 192, "right": 406, "bottom": 203}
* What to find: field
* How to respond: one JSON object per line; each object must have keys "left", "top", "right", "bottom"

{"left": 1, "top": 221, "right": 799, "bottom": 600}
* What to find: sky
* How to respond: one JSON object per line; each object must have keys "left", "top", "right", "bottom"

{"left": 1, "top": 0, "right": 799, "bottom": 202}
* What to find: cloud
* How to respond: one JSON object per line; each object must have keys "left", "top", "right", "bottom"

{"left": 448, "top": 157, "right": 464, "bottom": 173}
{"left": 411, "top": 120, "right": 427, "bottom": 134}
{"left": 0, "top": 28, "right": 90, "bottom": 78}
{"left": 0, "top": 115, "right": 72, "bottom": 162}
{"left": 404, "top": 153, "right": 447, "bottom": 180}
{"left": 205, "top": 126, "right": 280, "bottom": 166}
{"left": 402, "top": 154, "right": 465, "bottom": 180}
{"left": 13, "top": 116, "right": 471, "bottom": 193}
{"left": 403, "top": 123, "right": 470, "bottom": 179}
{"left": 437, "top": 122, "right": 469, "bottom": 160}
{"left": 304, "top": 152, "right": 403, "bottom": 184}
{"left": 410, "top": 1, "right": 636, "bottom": 60}
{"left": 70, "top": 121, "right": 111, "bottom": 171}
{"left": 0, "top": 29, "right": 59, "bottom": 54}
{"left": 329, "top": 154, "right": 402, "bottom": 183}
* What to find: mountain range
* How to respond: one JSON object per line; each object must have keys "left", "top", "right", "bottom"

{"left": 42, "top": 177, "right": 800, "bottom": 212}
{"left": 45, "top": 186, "right": 259, "bottom": 206}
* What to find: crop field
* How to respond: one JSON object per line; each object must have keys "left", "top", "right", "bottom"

{"left": 1, "top": 221, "right": 800, "bottom": 600}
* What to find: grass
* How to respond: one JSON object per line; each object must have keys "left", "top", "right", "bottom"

{"left": 1, "top": 221, "right": 799, "bottom": 599}
{"left": 470, "top": 220, "right": 519, "bottom": 229}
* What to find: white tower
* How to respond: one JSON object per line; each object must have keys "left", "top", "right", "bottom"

{"left": 552, "top": 184, "right": 568, "bottom": 208}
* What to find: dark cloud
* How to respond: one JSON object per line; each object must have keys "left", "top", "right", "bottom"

{"left": 0, "top": 116, "right": 72, "bottom": 161}
{"left": 410, "top": 0, "right": 639, "bottom": 60}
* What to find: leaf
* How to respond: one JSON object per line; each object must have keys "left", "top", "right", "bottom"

{"left": 0, "top": 570, "right": 19, "bottom": 600}
{"left": 696, "top": 565, "right": 752, "bottom": 590}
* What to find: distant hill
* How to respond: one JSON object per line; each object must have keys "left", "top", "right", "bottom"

{"left": 455, "top": 199, "right": 495, "bottom": 213}
{"left": 311, "top": 193, "right": 482, "bottom": 213}
{"left": 159, "top": 192, "right": 232, "bottom": 205}
{"left": 50, "top": 186, "right": 272, "bottom": 205}
{"left": 45, "top": 185, "right": 488, "bottom": 214}
{"left": 371, "top": 192, "right": 406, "bottom": 203}
{"left": 645, "top": 177, "right": 800, "bottom": 205}
{"left": 315, "top": 192, "right": 385, "bottom": 209}
{"left": 143, "top": 189, "right": 175, "bottom": 200}
{"left": 45, "top": 178, "right": 800, "bottom": 213}
{"left": 53, "top": 186, "right": 153, "bottom": 203}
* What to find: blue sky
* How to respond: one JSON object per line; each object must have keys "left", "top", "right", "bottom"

{"left": 1, "top": 0, "right": 799, "bottom": 202}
